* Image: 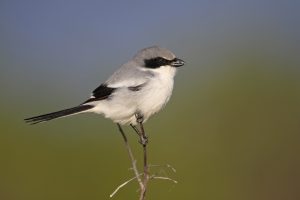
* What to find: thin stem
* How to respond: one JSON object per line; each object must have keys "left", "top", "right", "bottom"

{"left": 151, "top": 176, "right": 178, "bottom": 184}
{"left": 119, "top": 115, "right": 150, "bottom": 200}
{"left": 130, "top": 123, "right": 149, "bottom": 177}
{"left": 130, "top": 117, "right": 150, "bottom": 200}
{"left": 137, "top": 121, "right": 149, "bottom": 200}
{"left": 117, "top": 124, "right": 144, "bottom": 189}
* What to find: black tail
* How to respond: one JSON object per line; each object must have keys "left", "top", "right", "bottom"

{"left": 24, "top": 105, "right": 94, "bottom": 124}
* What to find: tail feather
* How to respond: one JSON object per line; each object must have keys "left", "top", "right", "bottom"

{"left": 24, "top": 105, "right": 94, "bottom": 124}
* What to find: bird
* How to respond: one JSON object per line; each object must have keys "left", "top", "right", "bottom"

{"left": 24, "top": 46, "right": 185, "bottom": 127}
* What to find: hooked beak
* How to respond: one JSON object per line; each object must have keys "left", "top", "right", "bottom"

{"left": 171, "top": 58, "right": 185, "bottom": 67}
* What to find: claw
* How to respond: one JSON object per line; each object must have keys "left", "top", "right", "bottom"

{"left": 139, "top": 135, "right": 148, "bottom": 146}
{"left": 135, "top": 113, "right": 144, "bottom": 124}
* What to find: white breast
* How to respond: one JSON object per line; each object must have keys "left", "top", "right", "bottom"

{"left": 138, "top": 66, "right": 177, "bottom": 121}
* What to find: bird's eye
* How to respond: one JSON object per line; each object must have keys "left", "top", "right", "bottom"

{"left": 144, "top": 57, "right": 171, "bottom": 69}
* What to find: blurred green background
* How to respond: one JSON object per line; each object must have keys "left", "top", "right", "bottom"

{"left": 1, "top": 1, "right": 300, "bottom": 199}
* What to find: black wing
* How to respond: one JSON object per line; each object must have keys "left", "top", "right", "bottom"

{"left": 83, "top": 84, "right": 116, "bottom": 104}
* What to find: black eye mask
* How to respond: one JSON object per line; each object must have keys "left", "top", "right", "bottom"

{"left": 144, "top": 57, "right": 173, "bottom": 69}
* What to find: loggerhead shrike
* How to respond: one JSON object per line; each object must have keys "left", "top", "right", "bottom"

{"left": 25, "top": 46, "right": 185, "bottom": 127}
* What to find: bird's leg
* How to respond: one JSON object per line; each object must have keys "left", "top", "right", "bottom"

{"left": 130, "top": 124, "right": 141, "bottom": 137}
{"left": 130, "top": 124, "right": 148, "bottom": 145}
{"left": 134, "top": 113, "right": 148, "bottom": 145}
{"left": 139, "top": 123, "right": 148, "bottom": 146}
{"left": 135, "top": 113, "right": 144, "bottom": 124}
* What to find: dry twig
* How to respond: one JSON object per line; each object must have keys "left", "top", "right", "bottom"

{"left": 110, "top": 174, "right": 143, "bottom": 198}
{"left": 117, "top": 124, "right": 143, "bottom": 189}
{"left": 115, "top": 115, "right": 174, "bottom": 200}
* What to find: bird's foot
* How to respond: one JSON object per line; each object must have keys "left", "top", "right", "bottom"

{"left": 135, "top": 113, "right": 144, "bottom": 124}
{"left": 139, "top": 135, "right": 148, "bottom": 146}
